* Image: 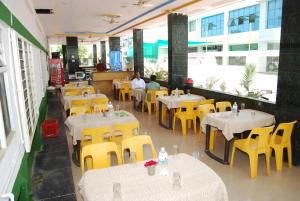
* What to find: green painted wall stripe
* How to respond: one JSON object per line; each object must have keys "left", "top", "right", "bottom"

{"left": 0, "top": 1, "right": 47, "bottom": 53}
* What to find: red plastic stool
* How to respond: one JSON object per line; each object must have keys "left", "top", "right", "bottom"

{"left": 42, "top": 119, "right": 59, "bottom": 138}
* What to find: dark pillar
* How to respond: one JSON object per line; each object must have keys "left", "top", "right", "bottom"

{"left": 62, "top": 45, "right": 67, "bottom": 69}
{"left": 109, "top": 37, "right": 120, "bottom": 51}
{"left": 100, "top": 41, "right": 106, "bottom": 65}
{"left": 276, "top": 0, "right": 300, "bottom": 165}
{"left": 133, "top": 29, "right": 144, "bottom": 76}
{"left": 66, "top": 37, "right": 79, "bottom": 74}
{"left": 168, "top": 13, "right": 188, "bottom": 90}
{"left": 93, "top": 44, "right": 97, "bottom": 66}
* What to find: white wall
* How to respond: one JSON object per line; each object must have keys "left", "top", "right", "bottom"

{"left": 0, "top": 0, "right": 48, "bottom": 199}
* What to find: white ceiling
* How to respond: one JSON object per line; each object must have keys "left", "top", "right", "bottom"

{"left": 32, "top": 0, "right": 241, "bottom": 40}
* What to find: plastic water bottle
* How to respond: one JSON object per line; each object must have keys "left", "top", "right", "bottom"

{"left": 107, "top": 101, "right": 114, "bottom": 116}
{"left": 232, "top": 102, "right": 238, "bottom": 115}
{"left": 175, "top": 88, "right": 179, "bottom": 97}
{"left": 158, "top": 147, "right": 169, "bottom": 176}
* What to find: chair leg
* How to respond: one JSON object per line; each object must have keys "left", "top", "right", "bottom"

{"left": 193, "top": 118, "right": 197, "bottom": 134}
{"left": 265, "top": 152, "right": 270, "bottom": 176}
{"left": 172, "top": 116, "right": 176, "bottom": 131}
{"left": 147, "top": 103, "right": 151, "bottom": 115}
{"left": 122, "top": 93, "right": 125, "bottom": 102}
{"left": 230, "top": 145, "right": 236, "bottom": 167}
{"left": 129, "top": 93, "right": 132, "bottom": 101}
{"left": 287, "top": 145, "right": 292, "bottom": 168}
{"left": 249, "top": 153, "right": 258, "bottom": 178}
{"left": 142, "top": 102, "right": 145, "bottom": 113}
{"left": 188, "top": 120, "right": 191, "bottom": 129}
{"left": 181, "top": 119, "right": 187, "bottom": 136}
{"left": 209, "top": 130, "right": 215, "bottom": 151}
{"left": 274, "top": 148, "right": 283, "bottom": 171}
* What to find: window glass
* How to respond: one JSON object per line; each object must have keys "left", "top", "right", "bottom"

{"left": 78, "top": 44, "right": 94, "bottom": 67}
{"left": 228, "top": 5, "right": 260, "bottom": 34}
{"left": 201, "top": 13, "right": 224, "bottom": 37}
{"left": 267, "top": 0, "right": 283, "bottom": 28}
{"left": 189, "top": 20, "right": 196, "bottom": 32}
{"left": 228, "top": 56, "right": 246, "bottom": 65}
{"left": 229, "top": 43, "right": 258, "bottom": 51}
{"left": 0, "top": 73, "right": 11, "bottom": 136}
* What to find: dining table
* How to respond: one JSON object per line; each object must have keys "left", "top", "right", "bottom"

{"left": 79, "top": 153, "right": 228, "bottom": 201}
{"left": 61, "top": 93, "right": 108, "bottom": 111}
{"left": 157, "top": 94, "right": 205, "bottom": 129}
{"left": 65, "top": 110, "right": 139, "bottom": 166}
{"left": 201, "top": 109, "right": 276, "bottom": 164}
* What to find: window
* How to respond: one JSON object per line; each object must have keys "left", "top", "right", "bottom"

{"left": 78, "top": 44, "right": 94, "bottom": 67}
{"left": 17, "top": 38, "right": 37, "bottom": 136}
{"left": 229, "top": 43, "right": 258, "bottom": 51}
{"left": 215, "top": 56, "right": 223, "bottom": 65}
{"left": 188, "top": 20, "right": 196, "bottom": 32}
{"left": 228, "top": 5, "right": 260, "bottom": 34}
{"left": 202, "top": 45, "right": 223, "bottom": 52}
{"left": 266, "top": 56, "right": 279, "bottom": 72}
{"left": 228, "top": 56, "right": 246, "bottom": 65}
{"left": 267, "top": 43, "right": 280, "bottom": 50}
{"left": 267, "top": 0, "right": 283, "bottom": 29}
{"left": 201, "top": 13, "right": 224, "bottom": 37}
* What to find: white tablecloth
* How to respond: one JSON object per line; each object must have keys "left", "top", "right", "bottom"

{"left": 113, "top": 80, "right": 132, "bottom": 89}
{"left": 157, "top": 94, "right": 205, "bottom": 109}
{"left": 79, "top": 153, "right": 228, "bottom": 201}
{"left": 61, "top": 94, "right": 107, "bottom": 111}
{"left": 70, "top": 80, "right": 88, "bottom": 86}
{"left": 61, "top": 85, "right": 94, "bottom": 95}
{"left": 201, "top": 109, "right": 276, "bottom": 140}
{"left": 65, "top": 110, "right": 138, "bottom": 145}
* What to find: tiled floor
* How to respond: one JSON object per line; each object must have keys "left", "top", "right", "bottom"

{"left": 32, "top": 90, "right": 76, "bottom": 201}
{"left": 63, "top": 95, "right": 300, "bottom": 201}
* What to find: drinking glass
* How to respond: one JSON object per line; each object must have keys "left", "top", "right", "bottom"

{"left": 112, "top": 183, "right": 122, "bottom": 201}
{"left": 173, "top": 145, "right": 179, "bottom": 156}
{"left": 115, "top": 104, "right": 120, "bottom": 111}
{"left": 241, "top": 102, "right": 246, "bottom": 110}
{"left": 96, "top": 89, "right": 101, "bottom": 94}
{"left": 130, "top": 152, "right": 137, "bottom": 164}
{"left": 251, "top": 111, "right": 256, "bottom": 117}
{"left": 192, "top": 151, "right": 200, "bottom": 160}
{"left": 172, "top": 172, "right": 181, "bottom": 190}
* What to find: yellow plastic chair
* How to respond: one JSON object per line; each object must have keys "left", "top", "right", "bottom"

{"left": 71, "top": 99, "right": 89, "bottom": 107}
{"left": 121, "top": 135, "right": 157, "bottom": 162}
{"left": 65, "top": 83, "right": 76, "bottom": 87}
{"left": 230, "top": 126, "right": 275, "bottom": 178}
{"left": 82, "top": 87, "right": 95, "bottom": 95}
{"left": 111, "top": 122, "right": 140, "bottom": 145}
{"left": 216, "top": 101, "right": 232, "bottom": 112}
{"left": 173, "top": 101, "right": 198, "bottom": 136}
{"left": 92, "top": 104, "right": 108, "bottom": 113}
{"left": 199, "top": 99, "right": 215, "bottom": 105}
{"left": 91, "top": 97, "right": 109, "bottom": 105}
{"left": 269, "top": 121, "right": 297, "bottom": 171}
{"left": 197, "top": 104, "right": 216, "bottom": 145}
{"left": 70, "top": 106, "right": 91, "bottom": 116}
{"left": 80, "top": 142, "right": 122, "bottom": 173}
{"left": 81, "top": 127, "right": 111, "bottom": 148}
{"left": 155, "top": 90, "right": 168, "bottom": 119}
{"left": 64, "top": 89, "right": 81, "bottom": 96}
{"left": 142, "top": 90, "right": 157, "bottom": 115}
{"left": 171, "top": 89, "right": 184, "bottom": 95}
{"left": 119, "top": 82, "right": 132, "bottom": 102}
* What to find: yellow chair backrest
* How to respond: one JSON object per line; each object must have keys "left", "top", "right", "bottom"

{"left": 91, "top": 97, "right": 109, "bottom": 105}
{"left": 82, "top": 127, "right": 111, "bottom": 144}
{"left": 145, "top": 90, "right": 157, "bottom": 103}
{"left": 171, "top": 89, "right": 184, "bottom": 95}
{"left": 155, "top": 90, "right": 168, "bottom": 98}
{"left": 70, "top": 106, "right": 90, "bottom": 116}
{"left": 64, "top": 89, "right": 81, "bottom": 96}
{"left": 82, "top": 87, "right": 95, "bottom": 94}
{"left": 178, "top": 101, "right": 199, "bottom": 118}
{"left": 121, "top": 82, "right": 131, "bottom": 92}
{"left": 71, "top": 99, "right": 89, "bottom": 107}
{"left": 65, "top": 83, "right": 76, "bottom": 87}
{"left": 245, "top": 126, "right": 274, "bottom": 152}
{"left": 198, "top": 103, "right": 216, "bottom": 121}
{"left": 121, "top": 135, "right": 157, "bottom": 162}
{"left": 199, "top": 99, "right": 215, "bottom": 105}
{"left": 270, "top": 121, "right": 297, "bottom": 146}
{"left": 216, "top": 101, "right": 232, "bottom": 112}
{"left": 111, "top": 122, "right": 140, "bottom": 144}
{"left": 81, "top": 142, "right": 122, "bottom": 173}
{"left": 92, "top": 104, "right": 108, "bottom": 113}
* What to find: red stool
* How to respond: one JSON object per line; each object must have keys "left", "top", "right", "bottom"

{"left": 42, "top": 119, "right": 59, "bottom": 138}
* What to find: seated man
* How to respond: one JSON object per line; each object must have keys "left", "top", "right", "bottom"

{"left": 146, "top": 75, "right": 160, "bottom": 91}
{"left": 132, "top": 71, "right": 145, "bottom": 89}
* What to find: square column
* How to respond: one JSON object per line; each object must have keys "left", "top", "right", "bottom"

{"left": 66, "top": 37, "right": 79, "bottom": 74}
{"left": 133, "top": 29, "right": 144, "bottom": 76}
{"left": 168, "top": 13, "right": 188, "bottom": 89}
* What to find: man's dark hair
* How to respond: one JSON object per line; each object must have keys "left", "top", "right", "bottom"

{"left": 150, "top": 74, "right": 157, "bottom": 81}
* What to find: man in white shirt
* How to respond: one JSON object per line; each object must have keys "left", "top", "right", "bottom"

{"left": 132, "top": 71, "right": 145, "bottom": 89}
